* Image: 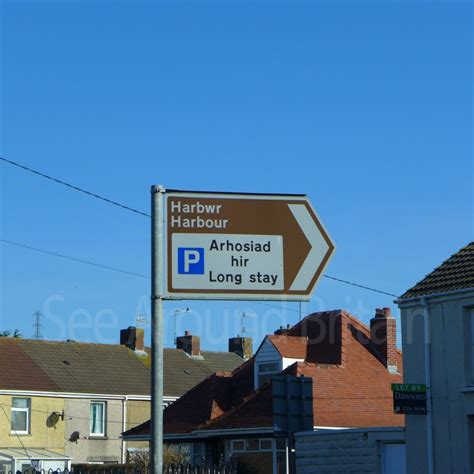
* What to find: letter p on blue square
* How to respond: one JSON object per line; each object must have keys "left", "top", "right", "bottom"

{"left": 178, "top": 247, "right": 205, "bottom": 274}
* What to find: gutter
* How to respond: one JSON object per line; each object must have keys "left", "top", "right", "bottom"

{"left": 422, "top": 297, "right": 434, "bottom": 474}
{"left": 0, "top": 390, "right": 152, "bottom": 400}
{"left": 295, "top": 426, "right": 404, "bottom": 436}
{"left": 123, "top": 426, "right": 274, "bottom": 442}
{"left": 121, "top": 396, "right": 128, "bottom": 464}
{"left": 174, "top": 427, "right": 274, "bottom": 438}
{"left": 394, "top": 287, "right": 474, "bottom": 305}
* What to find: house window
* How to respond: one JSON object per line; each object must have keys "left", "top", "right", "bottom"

{"left": 230, "top": 439, "right": 274, "bottom": 453}
{"left": 231, "top": 440, "right": 244, "bottom": 451}
{"left": 470, "top": 309, "right": 474, "bottom": 383}
{"left": 246, "top": 439, "right": 259, "bottom": 451}
{"left": 11, "top": 397, "right": 30, "bottom": 434}
{"left": 90, "top": 401, "right": 106, "bottom": 436}
{"left": 175, "top": 444, "right": 192, "bottom": 464}
{"left": 257, "top": 361, "right": 280, "bottom": 387}
{"left": 466, "top": 308, "right": 474, "bottom": 384}
{"left": 260, "top": 439, "right": 272, "bottom": 450}
{"left": 192, "top": 442, "right": 205, "bottom": 466}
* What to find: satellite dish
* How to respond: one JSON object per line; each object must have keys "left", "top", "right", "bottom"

{"left": 47, "top": 412, "right": 60, "bottom": 428}
{"left": 47, "top": 410, "right": 65, "bottom": 427}
{"left": 69, "top": 431, "right": 80, "bottom": 443}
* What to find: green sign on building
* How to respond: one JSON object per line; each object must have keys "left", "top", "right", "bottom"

{"left": 391, "top": 383, "right": 426, "bottom": 393}
{"left": 391, "top": 383, "right": 427, "bottom": 415}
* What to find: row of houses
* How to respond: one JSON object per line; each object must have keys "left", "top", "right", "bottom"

{"left": 3, "top": 240, "right": 473, "bottom": 473}
{"left": 0, "top": 305, "right": 404, "bottom": 472}
{"left": 0, "top": 328, "right": 245, "bottom": 471}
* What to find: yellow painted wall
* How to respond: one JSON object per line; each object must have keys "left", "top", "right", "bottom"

{"left": 126, "top": 400, "right": 150, "bottom": 430}
{"left": 0, "top": 395, "right": 65, "bottom": 452}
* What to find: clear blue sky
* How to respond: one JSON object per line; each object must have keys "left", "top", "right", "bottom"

{"left": 0, "top": 1, "right": 472, "bottom": 350}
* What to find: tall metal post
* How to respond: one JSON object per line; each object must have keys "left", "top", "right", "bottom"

{"left": 151, "top": 185, "right": 165, "bottom": 472}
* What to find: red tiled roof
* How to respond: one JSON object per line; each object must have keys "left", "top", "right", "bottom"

{"left": 123, "top": 418, "right": 150, "bottom": 438}
{"left": 201, "top": 383, "right": 274, "bottom": 431}
{"left": 163, "top": 359, "right": 255, "bottom": 434}
{"left": 267, "top": 335, "right": 307, "bottom": 359}
{"left": 123, "top": 309, "right": 404, "bottom": 439}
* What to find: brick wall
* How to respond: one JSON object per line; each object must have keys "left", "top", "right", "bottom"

{"left": 295, "top": 428, "right": 405, "bottom": 474}
{"left": 292, "top": 312, "right": 405, "bottom": 428}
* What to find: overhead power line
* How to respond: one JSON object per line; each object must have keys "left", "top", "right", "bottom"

{"left": 0, "top": 157, "right": 400, "bottom": 298}
{"left": 323, "top": 275, "right": 398, "bottom": 298}
{"left": 0, "top": 239, "right": 149, "bottom": 279}
{"left": 0, "top": 156, "right": 150, "bottom": 217}
{"left": 0, "top": 238, "right": 399, "bottom": 298}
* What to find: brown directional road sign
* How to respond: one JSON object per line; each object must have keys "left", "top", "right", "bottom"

{"left": 164, "top": 191, "right": 335, "bottom": 301}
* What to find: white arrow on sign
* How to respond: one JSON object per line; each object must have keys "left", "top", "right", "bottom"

{"left": 288, "top": 204, "right": 331, "bottom": 291}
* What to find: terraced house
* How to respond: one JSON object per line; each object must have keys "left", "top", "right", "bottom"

{"left": 0, "top": 327, "right": 245, "bottom": 470}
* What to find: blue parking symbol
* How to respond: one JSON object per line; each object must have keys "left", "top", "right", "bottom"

{"left": 178, "top": 247, "right": 205, "bottom": 274}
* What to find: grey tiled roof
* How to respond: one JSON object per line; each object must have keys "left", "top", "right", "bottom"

{"left": 200, "top": 351, "right": 244, "bottom": 373}
{"left": 2, "top": 339, "right": 151, "bottom": 395}
{"left": 0, "top": 338, "right": 244, "bottom": 397}
{"left": 400, "top": 242, "right": 474, "bottom": 299}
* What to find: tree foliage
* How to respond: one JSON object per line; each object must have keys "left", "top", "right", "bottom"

{"left": 0, "top": 329, "right": 22, "bottom": 338}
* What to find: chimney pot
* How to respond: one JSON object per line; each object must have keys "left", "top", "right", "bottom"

{"left": 177, "top": 331, "right": 200, "bottom": 356}
{"left": 382, "top": 307, "right": 392, "bottom": 317}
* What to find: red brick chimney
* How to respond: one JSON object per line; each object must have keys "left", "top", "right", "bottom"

{"left": 177, "top": 330, "right": 200, "bottom": 357}
{"left": 120, "top": 326, "right": 145, "bottom": 353}
{"left": 228, "top": 336, "right": 253, "bottom": 359}
{"left": 370, "top": 307, "right": 398, "bottom": 373}
{"left": 135, "top": 328, "right": 145, "bottom": 352}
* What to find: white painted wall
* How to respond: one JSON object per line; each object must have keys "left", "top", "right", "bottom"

{"left": 296, "top": 428, "right": 405, "bottom": 474}
{"left": 254, "top": 339, "right": 305, "bottom": 388}
{"left": 255, "top": 338, "right": 281, "bottom": 363}
{"left": 399, "top": 291, "right": 474, "bottom": 474}
{"left": 282, "top": 357, "right": 304, "bottom": 371}
{"left": 254, "top": 338, "right": 282, "bottom": 389}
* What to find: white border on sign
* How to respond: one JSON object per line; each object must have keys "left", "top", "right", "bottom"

{"left": 162, "top": 191, "right": 335, "bottom": 302}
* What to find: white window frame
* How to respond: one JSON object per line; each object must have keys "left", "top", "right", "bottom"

{"left": 11, "top": 397, "right": 31, "bottom": 435}
{"left": 90, "top": 401, "right": 106, "bottom": 437}
{"left": 256, "top": 361, "right": 280, "bottom": 388}
{"left": 227, "top": 438, "right": 286, "bottom": 474}
{"left": 192, "top": 442, "right": 205, "bottom": 466}
{"left": 229, "top": 438, "right": 274, "bottom": 453}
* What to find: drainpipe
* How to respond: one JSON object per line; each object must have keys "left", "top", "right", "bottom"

{"left": 121, "top": 396, "right": 128, "bottom": 464}
{"left": 422, "top": 297, "right": 434, "bottom": 474}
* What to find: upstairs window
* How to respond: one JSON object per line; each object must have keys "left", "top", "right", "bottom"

{"left": 90, "top": 401, "right": 106, "bottom": 436}
{"left": 257, "top": 361, "right": 280, "bottom": 387}
{"left": 469, "top": 308, "right": 474, "bottom": 384}
{"left": 11, "top": 397, "right": 31, "bottom": 434}
{"left": 463, "top": 307, "right": 474, "bottom": 385}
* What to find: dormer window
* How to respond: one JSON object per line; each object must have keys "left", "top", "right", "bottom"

{"left": 257, "top": 361, "right": 280, "bottom": 387}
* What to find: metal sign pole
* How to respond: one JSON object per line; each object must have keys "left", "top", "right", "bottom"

{"left": 151, "top": 185, "right": 165, "bottom": 473}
